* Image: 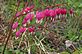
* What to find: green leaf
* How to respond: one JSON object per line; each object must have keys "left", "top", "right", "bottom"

{"left": 79, "top": 3, "right": 82, "bottom": 8}
{"left": 41, "top": 19, "right": 45, "bottom": 26}
{"left": 18, "top": 3, "right": 24, "bottom": 11}
{"left": 15, "top": 50, "right": 20, "bottom": 54}
{"left": 30, "top": 18, "right": 36, "bottom": 25}
{"left": 73, "top": 50, "right": 79, "bottom": 54}
{"left": 33, "top": 0, "right": 40, "bottom": 9}
{"left": 0, "top": 46, "right": 3, "bottom": 52}
{"left": 61, "top": 52, "right": 69, "bottom": 54}
{"left": 70, "top": 35, "right": 78, "bottom": 41}
{"left": 67, "top": 0, "right": 72, "bottom": 4}
{"left": 20, "top": 52, "right": 24, "bottom": 54}
{"left": 35, "top": 32, "right": 41, "bottom": 36}
{"left": 78, "top": 48, "right": 82, "bottom": 53}
{"left": 4, "top": 50, "right": 12, "bottom": 54}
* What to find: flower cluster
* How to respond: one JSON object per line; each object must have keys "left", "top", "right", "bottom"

{"left": 12, "top": 7, "right": 74, "bottom": 37}
{"left": 22, "top": 13, "right": 34, "bottom": 25}
{"left": 15, "top": 5, "right": 34, "bottom": 17}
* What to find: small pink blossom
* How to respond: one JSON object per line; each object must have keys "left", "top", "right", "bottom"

{"left": 12, "top": 22, "right": 18, "bottom": 30}
{"left": 19, "top": 27, "right": 27, "bottom": 33}
{"left": 26, "top": 13, "right": 34, "bottom": 21}
{"left": 23, "top": 7, "right": 31, "bottom": 14}
{"left": 16, "top": 11, "right": 21, "bottom": 17}
{"left": 49, "top": 9, "right": 56, "bottom": 17}
{"left": 61, "top": 8, "right": 67, "bottom": 15}
{"left": 36, "top": 11, "right": 45, "bottom": 21}
{"left": 16, "top": 31, "right": 21, "bottom": 37}
{"left": 55, "top": 8, "right": 61, "bottom": 15}
{"left": 28, "top": 27, "right": 35, "bottom": 33}
{"left": 22, "top": 13, "right": 34, "bottom": 25}
{"left": 70, "top": 9, "right": 74, "bottom": 14}
{"left": 30, "top": 5, "right": 35, "bottom": 9}
{"left": 22, "top": 18, "right": 28, "bottom": 25}
{"left": 24, "top": 7, "right": 31, "bottom": 11}
{"left": 44, "top": 9, "right": 50, "bottom": 17}
{"left": 22, "top": 13, "right": 34, "bottom": 24}
{"left": 22, "top": 5, "right": 34, "bottom": 14}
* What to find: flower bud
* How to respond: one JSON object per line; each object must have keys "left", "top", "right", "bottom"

{"left": 22, "top": 18, "right": 28, "bottom": 25}
{"left": 16, "top": 12, "right": 21, "bottom": 17}
{"left": 28, "top": 27, "right": 35, "bottom": 33}
{"left": 23, "top": 7, "right": 31, "bottom": 14}
{"left": 61, "top": 8, "right": 67, "bottom": 15}
{"left": 12, "top": 22, "right": 18, "bottom": 30}
{"left": 26, "top": 13, "right": 34, "bottom": 21}
{"left": 70, "top": 9, "right": 74, "bottom": 14}
{"left": 44, "top": 9, "right": 50, "bottom": 17}
{"left": 16, "top": 31, "right": 21, "bottom": 37}
{"left": 36, "top": 11, "right": 45, "bottom": 20}
{"left": 50, "top": 9, "right": 56, "bottom": 17}
{"left": 55, "top": 8, "right": 61, "bottom": 15}
{"left": 19, "top": 27, "right": 27, "bottom": 33}
{"left": 36, "top": 11, "right": 45, "bottom": 23}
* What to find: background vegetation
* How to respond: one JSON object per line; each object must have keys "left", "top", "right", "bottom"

{"left": 0, "top": 0, "right": 82, "bottom": 54}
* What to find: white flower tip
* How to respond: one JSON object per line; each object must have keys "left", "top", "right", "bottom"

{"left": 13, "top": 29, "right": 16, "bottom": 32}
{"left": 15, "top": 37, "right": 19, "bottom": 40}
{"left": 27, "top": 20, "right": 30, "bottom": 24}
{"left": 23, "top": 24, "right": 26, "bottom": 27}
{"left": 23, "top": 12, "right": 26, "bottom": 14}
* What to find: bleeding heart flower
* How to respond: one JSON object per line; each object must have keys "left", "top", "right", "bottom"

{"left": 55, "top": 8, "right": 61, "bottom": 15}
{"left": 61, "top": 8, "right": 67, "bottom": 15}
{"left": 49, "top": 9, "right": 56, "bottom": 17}
{"left": 16, "top": 11, "right": 21, "bottom": 17}
{"left": 19, "top": 27, "right": 27, "bottom": 33}
{"left": 22, "top": 13, "right": 34, "bottom": 25}
{"left": 28, "top": 27, "right": 35, "bottom": 33}
{"left": 70, "top": 9, "right": 74, "bottom": 14}
{"left": 30, "top": 5, "right": 35, "bottom": 10}
{"left": 26, "top": 13, "right": 34, "bottom": 21}
{"left": 22, "top": 18, "right": 28, "bottom": 25}
{"left": 36, "top": 11, "right": 45, "bottom": 21}
{"left": 36, "top": 11, "right": 45, "bottom": 23}
{"left": 23, "top": 7, "right": 31, "bottom": 14}
{"left": 16, "top": 31, "right": 21, "bottom": 37}
{"left": 12, "top": 22, "right": 18, "bottom": 30}
{"left": 44, "top": 9, "right": 50, "bottom": 17}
